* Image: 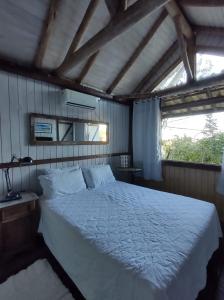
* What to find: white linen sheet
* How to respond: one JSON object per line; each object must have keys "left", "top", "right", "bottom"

{"left": 39, "top": 181, "right": 222, "bottom": 300}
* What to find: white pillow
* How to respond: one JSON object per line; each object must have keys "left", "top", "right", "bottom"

{"left": 39, "top": 168, "right": 86, "bottom": 198}
{"left": 38, "top": 165, "right": 79, "bottom": 176}
{"left": 82, "top": 164, "right": 115, "bottom": 188}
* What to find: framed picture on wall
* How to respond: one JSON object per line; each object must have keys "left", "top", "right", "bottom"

{"left": 34, "top": 122, "right": 52, "bottom": 134}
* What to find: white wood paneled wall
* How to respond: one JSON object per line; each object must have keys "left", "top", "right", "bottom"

{"left": 0, "top": 71, "right": 129, "bottom": 195}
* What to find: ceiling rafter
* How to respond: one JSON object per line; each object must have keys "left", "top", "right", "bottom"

{"left": 166, "top": 0, "right": 195, "bottom": 82}
{"left": 56, "top": 0, "right": 169, "bottom": 75}
{"left": 34, "top": 0, "right": 60, "bottom": 68}
{"left": 187, "top": 36, "right": 196, "bottom": 79}
{"left": 194, "top": 25, "right": 224, "bottom": 36}
{"left": 145, "top": 56, "right": 182, "bottom": 93}
{"left": 197, "top": 45, "right": 224, "bottom": 56}
{"left": 179, "top": 0, "right": 224, "bottom": 6}
{"left": 0, "top": 56, "right": 116, "bottom": 101}
{"left": 166, "top": 0, "right": 193, "bottom": 39}
{"left": 162, "top": 96, "right": 224, "bottom": 112}
{"left": 194, "top": 25, "right": 224, "bottom": 56}
{"left": 105, "top": 0, "right": 128, "bottom": 17}
{"left": 163, "top": 107, "right": 224, "bottom": 119}
{"left": 56, "top": 0, "right": 100, "bottom": 76}
{"left": 77, "top": 51, "right": 99, "bottom": 83}
{"left": 76, "top": 0, "right": 127, "bottom": 84}
{"left": 133, "top": 41, "right": 179, "bottom": 93}
{"left": 116, "top": 71, "right": 224, "bottom": 101}
{"left": 173, "top": 15, "right": 193, "bottom": 81}
{"left": 106, "top": 10, "right": 168, "bottom": 94}
{"left": 142, "top": 6, "right": 224, "bottom": 94}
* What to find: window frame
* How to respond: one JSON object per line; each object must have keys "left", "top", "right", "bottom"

{"left": 162, "top": 159, "right": 221, "bottom": 171}
{"left": 161, "top": 114, "right": 224, "bottom": 169}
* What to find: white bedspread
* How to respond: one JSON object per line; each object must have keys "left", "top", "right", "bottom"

{"left": 39, "top": 181, "right": 222, "bottom": 300}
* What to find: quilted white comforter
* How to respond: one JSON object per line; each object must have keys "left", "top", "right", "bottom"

{"left": 39, "top": 181, "right": 222, "bottom": 300}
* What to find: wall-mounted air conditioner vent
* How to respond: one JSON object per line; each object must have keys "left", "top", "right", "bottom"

{"left": 62, "top": 89, "right": 100, "bottom": 110}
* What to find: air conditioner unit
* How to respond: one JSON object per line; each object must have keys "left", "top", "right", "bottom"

{"left": 62, "top": 89, "right": 100, "bottom": 110}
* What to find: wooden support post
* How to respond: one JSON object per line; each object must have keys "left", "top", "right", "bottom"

{"left": 166, "top": 0, "right": 195, "bottom": 82}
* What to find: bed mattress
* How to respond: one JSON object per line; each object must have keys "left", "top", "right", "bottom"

{"left": 39, "top": 181, "right": 222, "bottom": 300}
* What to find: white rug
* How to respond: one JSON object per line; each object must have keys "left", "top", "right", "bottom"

{"left": 0, "top": 259, "right": 75, "bottom": 300}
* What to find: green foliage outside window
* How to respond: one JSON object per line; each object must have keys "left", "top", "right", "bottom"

{"left": 162, "top": 114, "right": 224, "bottom": 165}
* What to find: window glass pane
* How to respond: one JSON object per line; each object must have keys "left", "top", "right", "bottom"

{"left": 153, "top": 53, "right": 224, "bottom": 91}
{"left": 197, "top": 53, "right": 224, "bottom": 80}
{"left": 153, "top": 62, "right": 187, "bottom": 91}
{"left": 162, "top": 112, "right": 224, "bottom": 164}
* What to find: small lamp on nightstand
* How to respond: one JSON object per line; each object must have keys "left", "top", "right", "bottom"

{"left": 1, "top": 155, "right": 33, "bottom": 203}
{"left": 120, "top": 155, "right": 130, "bottom": 168}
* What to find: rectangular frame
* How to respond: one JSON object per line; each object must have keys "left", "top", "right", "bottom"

{"left": 30, "top": 113, "right": 109, "bottom": 146}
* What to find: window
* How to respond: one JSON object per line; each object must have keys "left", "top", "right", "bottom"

{"left": 162, "top": 112, "right": 224, "bottom": 165}
{"left": 197, "top": 53, "right": 224, "bottom": 80}
{"left": 154, "top": 53, "right": 224, "bottom": 92}
{"left": 153, "top": 62, "right": 187, "bottom": 92}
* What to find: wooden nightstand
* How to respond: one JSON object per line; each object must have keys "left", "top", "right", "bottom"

{"left": 0, "top": 192, "right": 39, "bottom": 258}
{"left": 116, "top": 167, "right": 142, "bottom": 183}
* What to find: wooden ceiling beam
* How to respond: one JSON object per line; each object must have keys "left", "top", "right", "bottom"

{"left": 165, "top": 0, "right": 193, "bottom": 39}
{"left": 77, "top": 51, "right": 99, "bottom": 83}
{"left": 57, "top": 0, "right": 100, "bottom": 76}
{"left": 166, "top": 0, "right": 195, "bottom": 81}
{"left": 76, "top": 0, "right": 127, "bottom": 85}
{"left": 105, "top": 0, "right": 120, "bottom": 17}
{"left": 121, "top": 0, "right": 128, "bottom": 11}
{"left": 105, "top": 0, "right": 128, "bottom": 17}
{"left": 187, "top": 36, "right": 196, "bottom": 79}
{"left": 194, "top": 26, "right": 224, "bottom": 57}
{"left": 145, "top": 56, "right": 182, "bottom": 93}
{"left": 116, "top": 71, "right": 224, "bottom": 101}
{"left": 179, "top": 0, "right": 224, "bottom": 6}
{"left": 197, "top": 45, "right": 224, "bottom": 56}
{"left": 162, "top": 96, "right": 224, "bottom": 112}
{"left": 57, "top": 0, "right": 169, "bottom": 75}
{"left": 194, "top": 25, "right": 224, "bottom": 36}
{"left": 0, "top": 56, "right": 119, "bottom": 101}
{"left": 133, "top": 41, "right": 179, "bottom": 93}
{"left": 173, "top": 15, "right": 193, "bottom": 81}
{"left": 106, "top": 10, "right": 168, "bottom": 94}
{"left": 163, "top": 107, "right": 224, "bottom": 119}
{"left": 34, "top": 0, "right": 60, "bottom": 68}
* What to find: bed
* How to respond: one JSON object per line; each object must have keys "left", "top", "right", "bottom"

{"left": 39, "top": 181, "right": 222, "bottom": 300}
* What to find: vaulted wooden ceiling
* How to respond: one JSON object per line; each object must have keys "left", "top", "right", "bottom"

{"left": 0, "top": 0, "right": 224, "bottom": 102}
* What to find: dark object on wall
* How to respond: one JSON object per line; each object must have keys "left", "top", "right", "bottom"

{"left": 35, "top": 137, "right": 53, "bottom": 142}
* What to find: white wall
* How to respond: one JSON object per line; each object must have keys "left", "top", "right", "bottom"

{"left": 0, "top": 71, "right": 129, "bottom": 195}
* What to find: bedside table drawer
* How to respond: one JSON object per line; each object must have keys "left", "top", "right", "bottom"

{"left": 1, "top": 202, "right": 35, "bottom": 223}
{"left": 0, "top": 193, "right": 39, "bottom": 257}
{"left": 2, "top": 216, "right": 32, "bottom": 252}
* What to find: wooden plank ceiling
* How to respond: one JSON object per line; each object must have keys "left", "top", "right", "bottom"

{"left": 0, "top": 0, "right": 224, "bottom": 103}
